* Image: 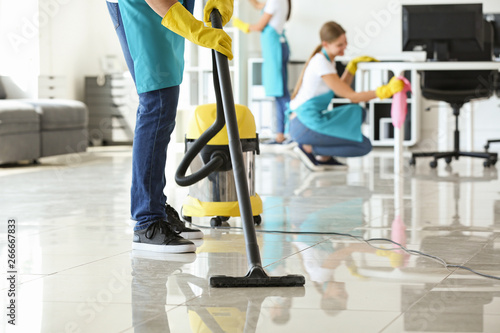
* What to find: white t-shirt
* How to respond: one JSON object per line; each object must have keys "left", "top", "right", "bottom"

{"left": 289, "top": 52, "right": 337, "bottom": 110}
{"left": 263, "top": 0, "right": 289, "bottom": 35}
{"left": 294, "top": 242, "right": 335, "bottom": 283}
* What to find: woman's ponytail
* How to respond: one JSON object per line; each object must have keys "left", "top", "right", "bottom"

{"left": 291, "top": 44, "right": 322, "bottom": 100}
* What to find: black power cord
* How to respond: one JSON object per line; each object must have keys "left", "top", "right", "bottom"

{"left": 189, "top": 222, "right": 500, "bottom": 281}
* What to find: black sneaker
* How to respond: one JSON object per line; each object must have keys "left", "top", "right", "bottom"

{"left": 293, "top": 145, "right": 326, "bottom": 171}
{"left": 131, "top": 250, "right": 197, "bottom": 263}
{"left": 317, "top": 157, "right": 348, "bottom": 170}
{"left": 165, "top": 204, "right": 204, "bottom": 239}
{"left": 260, "top": 138, "right": 297, "bottom": 153}
{"left": 133, "top": 220, "right": 196, "bottom": 253}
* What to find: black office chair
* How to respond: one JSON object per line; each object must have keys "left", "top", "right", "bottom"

{"left": 409, "top": 70, "right": 498, "bottom": 168}
{"left": 484, "top": 74, "right": 500, "bottom": 152}
{"left": 410, "top": 18, "right": 499, "bottom": 168}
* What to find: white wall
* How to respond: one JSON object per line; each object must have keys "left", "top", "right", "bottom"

{"left": 1, "top": 0, "right": 499, "bottom": 151}
{"left": 277, "top": 0, "right": 500, "bottom": 61}
{"left": 0, "top": 0, "right": 124, "bottom": 100}
{"left": 0, "top": 0, "right": 39, "bottom": 98}
{"left": 38, "top": 0, "right": 125, "bottom": 101}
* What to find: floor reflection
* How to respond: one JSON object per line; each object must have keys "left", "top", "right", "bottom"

{"left": 176, "top": 274, "right": 304, "bottom": 332}
{"left": 131, "top": 252, "right": 197, "bottom": 332}
{"left": 402, "top": 278, "right": 500, "bottom": 332}
{"left": 130, "top": 251, "right": 306, "bottom": 333}
{"left": 3, "top": 146, "right": 500, "bottom": 332}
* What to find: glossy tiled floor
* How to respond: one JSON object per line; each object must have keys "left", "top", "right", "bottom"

{"left": 1, "top": 145, "right": 499, "bottom": 332}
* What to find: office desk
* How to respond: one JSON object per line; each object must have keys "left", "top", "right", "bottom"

{"left": 357, "top": 61, "right": 500, "bottom": 175}
{"left": 358, "top": 61, "right": 500, "bottom": 74}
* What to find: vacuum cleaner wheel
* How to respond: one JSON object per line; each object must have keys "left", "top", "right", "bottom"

{"left": 210, "top": 216, "right": 230, "bottom": 227}
{"left": 209, "top": 215, "right": 262, "bottom": 227}
{"left": 180, "top": 207, "right": 192, "bottom": 223}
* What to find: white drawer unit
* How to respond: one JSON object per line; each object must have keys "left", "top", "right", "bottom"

{"left": 38, "top": 75, "right": 67, "bottom": 99}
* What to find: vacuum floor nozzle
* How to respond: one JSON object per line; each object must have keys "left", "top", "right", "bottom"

{"left": 210, "top": 266, "right": 305, "bottom": 288}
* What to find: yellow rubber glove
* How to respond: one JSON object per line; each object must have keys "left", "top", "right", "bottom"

{"left": 162, "top": 3, "right": 233, "bottom": 60}
{"left": 232, "top": 18, "right": 250, "bottom": 33}
{"left": 347, "top": 264, "right": 366, "bottom": 279}
{"left": 204, "top": 0, "right": 233, "bottom": 27}
{"left": 346, "top": 56, "right": 379, "bottom": 75}
{"left": 375, "top": 77, "right": 404, "bottom": 100}
{"left": 376, "top": 249, "right": 404, "bottom": 268}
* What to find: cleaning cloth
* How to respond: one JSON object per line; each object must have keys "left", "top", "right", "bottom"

{"left": 391, "top": 76, "right": 412, "bottom": 129}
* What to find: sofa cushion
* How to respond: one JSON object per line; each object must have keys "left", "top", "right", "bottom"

{"left": 0, "top": 132, "right": 41, "bottom": 165}
{"left": 0, "top": 78, "right": 6, "bottom": 99}
{"left": 26, "top": 99, "right": 88, "bottom": 130}
{"left": 0, "top": 101, "right": 40, "bottom": 135}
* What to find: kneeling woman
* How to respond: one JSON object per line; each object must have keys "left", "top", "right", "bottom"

{"left": 289, "top": 21, "right": 403, "bottom": 171}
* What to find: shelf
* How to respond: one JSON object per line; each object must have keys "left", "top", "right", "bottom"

{"left": 330, "top": 98, "right": 352, "bottom": 104}
{"left": 184, "top": 66, "right": 236, "bottom": 72}
{"left": 84, "top": 74, "right": 137, "bottom": 145}
{"left": 247, "top": 58, "right": 277, "bottom": 139}
{"left": 355, "top": 66, "right": 420, "bottom": 147}
{"left": 248, "top": 56, "right": 420, "bottom": 144}
{"left": 178, "top": 1, "right": 241, "bottom": 108}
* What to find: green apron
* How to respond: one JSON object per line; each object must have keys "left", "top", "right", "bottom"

{"left": 293, "top": 91, "right": 363, "bottom": 142}
{"left": 119, "top": 0, "right": 194, "bottom": 94}
{"left": 260, "top": 25, "right": 287, "bottom": 97}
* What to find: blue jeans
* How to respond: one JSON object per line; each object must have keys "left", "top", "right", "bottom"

{"left": 106, "top": 2, "right": 135, "bottom": 82}
{"left": 289, "top": 108, "right": 372, "bottom": 158}
{"left": 107, "top": 2, "right": 178, "bottom": 229}
{"left": 275, "top": 42, "right": 290, "bottom": 135}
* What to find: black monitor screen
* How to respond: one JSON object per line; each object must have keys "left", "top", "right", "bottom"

{"left": 402, "top": 4, "right": 489, "bottom": 61}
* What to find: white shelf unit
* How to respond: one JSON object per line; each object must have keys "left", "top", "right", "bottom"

{"left": 247, "top": 58, "right": 304, "bottom": 139}
{"left": 248, "top": 56, "right": 420, "bottom": 146}
{"left": 354, "top": 67, "right": 420, "bottom": 147}
{"left": 247, "top": 58, "right": 275, "bottom": 139}
{"left": 179, "top": 0, "right": 241, "bottom": 108}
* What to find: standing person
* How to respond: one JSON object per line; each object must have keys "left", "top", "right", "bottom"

{"left": 289, "top": 21, "right": 404, "bottom": 171}
{"left": 232, "top": 0, "right": 292, "bottom": 145}
{"left": 106, "top": 0, "right": 234, "bottom": 253}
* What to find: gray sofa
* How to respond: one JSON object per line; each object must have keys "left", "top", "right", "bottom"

{"left": 0, "top": 78, "right": 89, "bottom": 165}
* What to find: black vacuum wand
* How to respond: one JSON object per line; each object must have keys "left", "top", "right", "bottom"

{"left": 208, "top": 10, "right": 305, "bottom": 288}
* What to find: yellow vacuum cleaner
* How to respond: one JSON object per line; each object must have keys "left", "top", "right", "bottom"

{"left": 175, "top": 10, "right": 304, "bottom": 288}
{"left": 180, "top": 102, "right": 263, "bottom": 227}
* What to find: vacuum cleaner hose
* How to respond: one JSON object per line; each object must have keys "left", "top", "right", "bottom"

{"left": 175, "top": 146, "right": 226, "bottom": 187}
{"left": 174, "top": 113, "right": 226, "bottom": 187}
{"left": 175, "top": 12, "right": 228, "bottom": 188}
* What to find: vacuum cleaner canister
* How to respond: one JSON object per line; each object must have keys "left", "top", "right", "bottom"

{"left": 181, "top": 103, "right": 263, "bottom": 227}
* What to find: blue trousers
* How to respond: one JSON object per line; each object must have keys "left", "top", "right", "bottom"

{"left": 289, "top": 108, "right": 372, "bottom": 158}
{"left": 275, "top": 42, "right": 290, "bottom": 135}
{"left": 108, "top": 2, "right": 177, "bottom": 229}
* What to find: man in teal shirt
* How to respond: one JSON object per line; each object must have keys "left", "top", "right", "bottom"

{"left": 106, "top": 0, "right": 233, "bottom": 253}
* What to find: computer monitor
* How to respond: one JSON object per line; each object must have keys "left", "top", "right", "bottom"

{"left": 402, "top": 4, "right": 490, "bottom": 61}
{"left": 485, "top": 13, "right": 500, "bottom": 58}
